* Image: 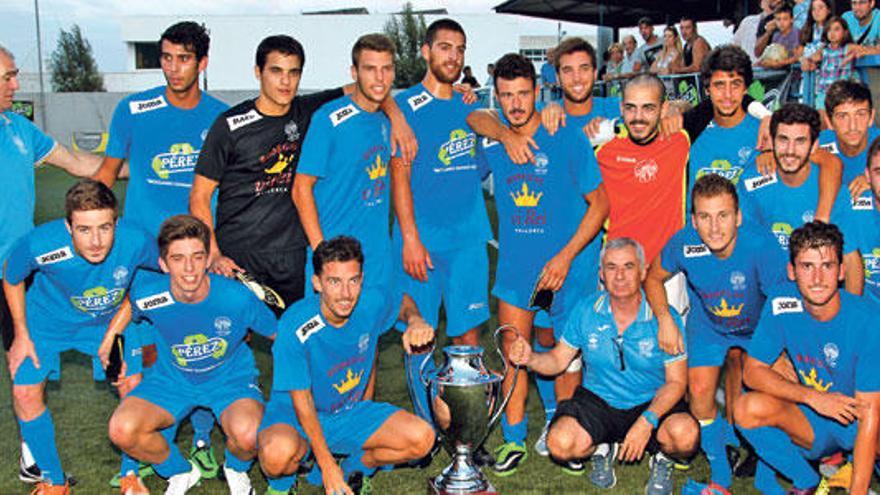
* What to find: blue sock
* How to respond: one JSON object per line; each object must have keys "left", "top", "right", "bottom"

{"left": 700, "top": 413, "right": 732, "bottom": 488}
{"left": 501, "top": 413, "right": 528, "bottom": 446}
{"left": 267, "top": 474, "right": 297, "bottom": 492}
{"left": 224, "top": 447, "right": 252, "bottom": 472}
{"left": 738, "top": 426, "right": 819, "bottom": 489}
{"left": 119, "top": 452, "right": 139, "bottom": 477}
{"left": 406, "top": 352, "right": 434, "bottom": 423}
{"left": 721, "top": 416, "right": 740, "bottom": 448}
{"left": 190, "top": 408, "right": 214, "bottom": 447}
{"left": 19, "top": 410, "right": 65, "bottom": 484}
{"left": 754, "top": 459, "right": 785, "bottom": 495}
{"left": 341, "top": 451, "right": 375, "bottom": 477}
{"left": 532, "top": 341, "right": 556, "bottom": 422}
{"left": 154, "top": 443, "right": 190, "bottom": 478}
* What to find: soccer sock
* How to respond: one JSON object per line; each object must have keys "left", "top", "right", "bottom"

{"left": 501, "top": 413, "right": 528, "bottom": 446}
{"left": 19, "top": 410, "right": 65, "bottom": 484}
{"left": 190, "top": 408, "right": 214, "bottom": 448}
{"left": 532, "top": 341, "right": 557, "bottom": 422}
{"left": 738, "top": 426, "right": 819, "bottom": 489}
{"left": 119, "top": 452, "right": 139, "bottom": 477}
{"left": 224, "top": 447, "right": 253, "bottom": 472}
{"left": 341, "top": 451, "right": 375, "bottom": 477}
{"left": 154, "top": 443, "right": 191, "bottom": 478}
{"left": 267, "top": 474, "right": 297, "bottom": 492}
{"left": 406, "top": 351, "right": 435, "bottom": 423}
{"left": 700, "top": 413, "right": 732, "bottom": 488}
{"left": 720, "top": 416, "right": 740, "bottom": 448}
{"left": 754, "top": 459, "right": 785, "bottom": 495}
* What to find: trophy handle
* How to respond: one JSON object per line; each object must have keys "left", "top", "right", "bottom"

{"left": 486, "top": 325, "right": 522, "bottom": 433}
{"left": 403, "top": 345, "right": 437, "bottom": 422}
{"left": 417, "top": 343, "right": 437, "bottom": 387}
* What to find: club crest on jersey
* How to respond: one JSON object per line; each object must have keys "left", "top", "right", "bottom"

{"left": 129, "top": 95, "right": 167, "bottom": 114}
{"left": 407, "top": 91, "right": 432, "bottom": 111}
{"left": 357, "top": 333, "right": 370, "bottom": 354}
{"left": 113, "top": 266, "right": 129, "bottom": 286}
{"left": 823, "top": 342, "right": 839, "bottom": 368}
{"left": 151, "top": 143, "right": 199, "bottom": 180}
{"left": 852, "top": 195, "right": 874, "bottom": 210}
{"left": 772, "top": 296, "right": 803, "bottom": 315}
{"left": 533, "top": 153, "right": 549, "bottom": 175}
{"left": 136, "top": 291, "right": 174, "bottom": 311}
{"left": 226, "top": 109, "right": 262, "bottom": 132}
{"left": 284, "top": 120, "right": 300, "bottom": 142}
{"left": 587, "top": 333, "right": 599, "bottom": 350}
{"left": 638, "top": 338, "right": 655, "bottom": 358}
{"left": 71, "top": 286, "right": 126, "bottom": 314}
{"left": 172, "top": 333, "right": 228, "bottom": 367}
{"left": 438, "top": 129, "right": 476, "bottom": 166}
{"left": 683, "top": 244, "right": 710, "bottom": 258}
{"left": 633, "top": 159, "right": 659, "bottom": 183}
{"left": 296, "top": 315, "right": 326, "bottom": 343}
{"left": 730, "top": 271, "right": 746, "bottom": 291}
{"left": 35, "top": 246, "right": 73, "bottom": 265}
{"left": 215, "top": 316, "right": 232, "bottom": 336}
{"left": 330, "top": 104, "right": 360, "bottom": 127}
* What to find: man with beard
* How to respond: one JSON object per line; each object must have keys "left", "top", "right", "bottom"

{"left": 735, "top": 222, "right": 880, "bottom": 495}
{"left": 388, "top": 19, "right": 492, "bottom": 424}
{"left": 674, "top": 16, "right": 712, "bottom": 75}
{"left": 93, "top": 22, "right": 228, "bottom": 485}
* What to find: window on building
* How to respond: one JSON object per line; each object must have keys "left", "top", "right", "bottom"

{"left": 134, "top": 42, "right": 160, "bottom": 69}
{"left": 519, "top": 48, "right": 548, "bottom": 63}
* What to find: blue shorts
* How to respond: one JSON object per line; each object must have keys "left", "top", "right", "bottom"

{"left": 260, "top": 392, "right": 399, "bottom": 454}
{"left": 395, "top": 243, "right": 489, "bottom": 337}
{"left": 14, "top": 323, "right": 104, "bottom": 385}
{"left": 798, "top": 404, "right": 857, "bottom": 460}
{"left": 685, "top": 319, "right": 751, "bottom": 368}
{"left": 129, "top": 368, "right": 263, "bottom": 421}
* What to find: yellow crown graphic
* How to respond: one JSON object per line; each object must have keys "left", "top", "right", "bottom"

{"left": 510, "top": 182, "right": 543, "bottom": 207}
{"left": 709, "top": 298, "right": 744, "bottom": 318}
{"left": 365, "top": 155, "right": 387, "bottom": 180}
{"left": 332, "top": 368, "right": 364, "bottom": 394}
{"left": 799, "top": 367, "right": 832, "bottom": 392}
{"left": 264, "top": 153, "right": 291, "bottom": 174}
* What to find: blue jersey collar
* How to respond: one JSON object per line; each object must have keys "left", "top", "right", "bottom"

{"left": 593, "top": 290, "right": 654, "bottom": 323}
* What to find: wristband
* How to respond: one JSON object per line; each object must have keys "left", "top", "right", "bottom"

{"left": 641, "top": 410, "right": 659, "bottom": 428}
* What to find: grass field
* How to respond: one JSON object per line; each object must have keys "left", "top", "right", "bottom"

{"left": 0, "top": 167, "right": 802, "bottom": 494}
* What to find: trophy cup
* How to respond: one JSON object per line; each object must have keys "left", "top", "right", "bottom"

{"left": 418, "top": 327, "right": 519, "bottom": 495}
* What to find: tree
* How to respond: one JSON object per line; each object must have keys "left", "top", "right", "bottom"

{"left": 50, "top": 24, "right": 104, "bottom": 92}
{"left": 384, "top": 3, "right": 427, "bottom": 88}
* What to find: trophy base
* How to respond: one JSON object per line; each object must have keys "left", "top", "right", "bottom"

{"left": 428, "top": 477, "right": 498, "bottom": 495}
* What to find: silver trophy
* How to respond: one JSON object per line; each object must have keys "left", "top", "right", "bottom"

{"left": 418, "top": 327, "right": 519, "bottom": 495}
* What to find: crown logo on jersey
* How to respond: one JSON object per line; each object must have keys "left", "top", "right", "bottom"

{"left": 366, "top": 155, "right": 387, "bottom": 180}
{"left": 799, "top": 367, "right": 832, "bottom": 392}
{"left": 709, "top": 298, "right": 744, "bottom": 318}
{"left": 264, "top": 152, "right": 291, "bottom": 174}
{"left": 332, "top": 368, "right": 364, "bottom": 394}
{"left": 510, "top": 182, "right": 543, "bottom": 207}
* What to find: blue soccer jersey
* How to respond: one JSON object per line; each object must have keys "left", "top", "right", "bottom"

{"left": 559, "top": 97, "right": 621, "bottom": 130}
{"left": 831, "top": 190, "right": 880, "bottom": 303}
{"left": 748, "top": 285, "right": 880, "bottom": 397}
{"left": 661, "top": 224, "right": 785, "bottom": 338}
{"left": 0, "top": 111, "right": 57, "bottom": 273}
{"left": 106, "top": 86, "right": 228, "bottom": 235}
{"left": 271, "top": 290, "right": 396, "bottom": 414}
{"left": 818, "top": 127, "right": 880, "bottom": 186}
{"left": 391, "top": 85, "right": 491, "bottom": 251}
{"left": 3, "top": 220, "right": 157, "bottom": 336}
{"left": 561, "top": 291, "right": 686, "bottom": 409}
{"left": 298, "top": 95, "right": 391, "bottom": 275}
{"left": 483, "top": 123, "right": 603, "bottom": 291}
{"left": 688, "top": 116, "right": 761, "bottom": 210}
{"left": 131, "top": 271, "right": 276, "bottom": 384}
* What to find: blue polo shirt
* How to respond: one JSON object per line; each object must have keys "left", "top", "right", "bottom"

{"left": 561, "top": 291, "right": 686, "bottom": 409}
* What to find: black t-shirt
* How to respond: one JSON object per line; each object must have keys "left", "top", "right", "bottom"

{"left": 196, "top": 88, "right": 343, "bottom": 255}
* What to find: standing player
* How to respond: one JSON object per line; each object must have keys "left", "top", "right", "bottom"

{"left": 3, "top": 180, "right": 156, "bottom": 494}
{"left": 388, "top": 20, "right": 492, "bottom": 421}
{"left": 478, "top": 53, "right": 608, "bottom": 476}
{"left": 293, "top": 34, "right": 398, "bottom": 292}
{"left": 104, "top": 215, "right": 277, "bottom": 495}
{"left": 92, "top": 20, "right": 228, "bottom": 483}
{"left": 645, "top": 175, "right": 785, "bottom": 494}
{"left": 735, "top": 222, "right": 880, "bottom": 495}
{"left": 257, "top": 236, "right": 435, "bottom": 495}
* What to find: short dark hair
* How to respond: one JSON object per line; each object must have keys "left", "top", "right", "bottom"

{"left": 638, "top": 16, "right": 654, "bottom": 27}
{"left": 493, "top": 53, "right": 536, "bottom": 88}
{"left": 425, "top": 18, "right": 466, "bottom": 46}
{"left": 313, "top": 236, "right": 364, "bottom": 276}
{"left": 158, "top": 215, "right": 211, "bottom": 259}
{"left": 821, "top": 16, "right": 853, "bottom": 46}
{"left": 255, "top": 35, "right": 305, "bottom": 71}
{"left": 775, "top": 2, "right": 794, "bottom": 16}
{"left": 352, "top": 33, "right": 396, "bottom": 67}
{"left": 770, "top": 102, "right": 821, "bottom": 144}
{"left": 552, "top": 37, "right": 597, "bottom": 70}
{"left": 65, "top": 179, "right": 118, "bottom": 223}
{"left": 789, "top": 220, "right": 844, "bottom": 265}
{"left": 159, "top": 22, "right": 210, "bottom": 61}
{"left": 623, "top": 73, "right": 667, "bottom": 103}
{"left": 680, "top": 15, "right": 697, "bottom": 26}
{"left": 824, "top": 79, "right": 872, "bottom": 115}
{"left": 691, "top": 174, "right": 739, "bottom": 213}
{"left": 701, "top": 44, "right": 753, "bottom": 87}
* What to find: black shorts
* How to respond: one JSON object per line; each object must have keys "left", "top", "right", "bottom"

{"left": 227, "top": 248, "right": 307, "bottom": 316}
{"left": 553, "top": 386, "right": 692, "bottom": 453}
{"left": 0, "top": 284, "right": 12, "bottom": 351}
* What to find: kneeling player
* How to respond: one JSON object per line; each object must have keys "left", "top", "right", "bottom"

{"left": 258, "top": 236, "right": 435, "bottom": 495}
{"left": 735, "top": 222, "right": 880, "bottom": 495}
{"left": 105, "top": 215, "right": 277, "bottom": 494}
{"left": 508, "top": 238, "right": 699, "bottom": 495}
